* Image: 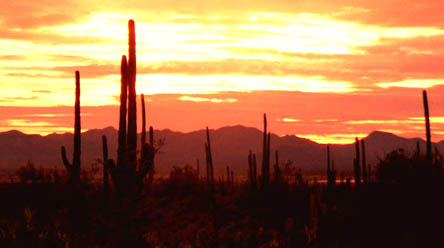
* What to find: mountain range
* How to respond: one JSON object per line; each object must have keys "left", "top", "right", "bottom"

{"left": 0, "top": 126, "right": 440, "bottom": 177}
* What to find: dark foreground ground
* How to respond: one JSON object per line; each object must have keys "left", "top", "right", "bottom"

{"left": 0, "top": 177, "right": 443, "bottom": 248}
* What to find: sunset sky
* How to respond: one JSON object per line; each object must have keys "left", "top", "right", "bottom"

{"left": 1, "top": 0, "right": 444, "bottom": 144}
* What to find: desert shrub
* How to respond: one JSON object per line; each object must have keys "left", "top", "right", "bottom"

{"left": 166, "top": 164, "right": 199, "bottom": 192}
{"left": 375, "top": 149, "right": 443, "bottom": 183}
{"left": 16, "top": 161, "right": 38, "bottom": 184}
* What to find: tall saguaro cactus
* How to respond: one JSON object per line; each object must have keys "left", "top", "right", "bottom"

{"left": 102, "top": 135, "right": 110, "bottom": 191}
{"left": 141, "top": 94, "right": 146, "bottom": 150}
{"left": 127, "top": 20, "right": 137, "bottom": 172}
{"left": 361, "top": 139, "right": 367, "bottom": 183}
{"left": 326, "top": 145, "right": 336, "bottom": 187}
{"left": 423, "top": 90, "right": 432, "bottom": 163}
{"left": 101, "top": 20, "right": 156, "bottom": 194}
{"left": 205, "top": 127, "right": 214, "bottom": 185}
{"left": 261, "top": 114, "right": 270, "bottom": 188}
{"left": 248, "top": 150, "right": 258, "bottom": 190}
{"left": 61, "top": 71, "right": 81, "bottom": 184}
{"left": 117, "top": 56, "right": 128, "bottom": 168}
{"left": 354, "top": 138, "right": 361, "bottom": 185}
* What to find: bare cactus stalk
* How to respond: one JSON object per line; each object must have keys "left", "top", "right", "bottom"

{"left": 60, "top": 71, "right": 81, "bottom": 184}
{"left": 273, "top": 150, "right": 281, "bottom": 183}
{"left": 361, "top": 140, "right": 367, "bottom": 184}
{"left": 261, "top": 114, "right": 271, "bottom": 188}
{"left": 141, "top": 94, "right": 146, "bottom": 150}
{"left": 105, "top": 20, "right": 156, "bottom": 195}
{"left": 354, "top": 138, "right": 361, "bottom": 185}
{"left": 117, "top": 55, "right": 128, "bottom": 168}
{"left": 205, "top": 143, "right": 210, "bottom": 182}
{"left": 102, "top": 135, "right": 110, "bottom": 191}
{"left": 206, "top": 127, "right": 214, "bottom": 183}
{"left": 423, "top": 90, "right": 432, "bottom": 163}
{"left": 147, "top": 126, "right": 155, "bottom": 184}
{"left": 127, "top": 19, "right": 137, "bottom": 172}
{"left": 327, "top": 145, "right": 330, "bottom": 185}
{"left": 149, "top": 126, "right": 154, "bottom": 146}
{"left": 262, "top": 114, "right": 267, "bottom": 186}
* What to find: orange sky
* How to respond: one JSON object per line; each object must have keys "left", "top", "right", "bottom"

{"left": 1, "top": 0, "right": 444, "bottom": 144}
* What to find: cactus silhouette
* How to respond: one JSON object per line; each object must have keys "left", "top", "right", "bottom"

{"left": 273, "top": 150, "right": 282, "bottom": 183}
{"left": 60, "top": 71, "right": 81, "bottom": 184}
{"left": 261, "top": 114, "right": 270, "bottom": 188}
{"left": 205, "top": 127, "right": 214, "bottom": 186}
{"left": 353, "top": 138, "right": 361, "bottom": 185}
{"left": 101, "top": 20, "right": 156, "bottom": 194}
{"left": 361, "top": 139, "right": 367, "bottom": 183}
{"left": 423, "top": 90, "right": 432, "bottom": 163}
{"left": 326, "top": 145, "right": 336, "bottom": 187}
{"left": 102, "top": 135, "right": 110, "bottom": 192}
{"left": 117, "top": 55, "right": 128, "bottom": 168}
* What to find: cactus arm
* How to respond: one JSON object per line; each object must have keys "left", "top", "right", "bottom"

{"left": 61, "top": 146, "right": 72, "bottom": 171}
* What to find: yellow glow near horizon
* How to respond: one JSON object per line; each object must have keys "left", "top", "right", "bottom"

{"left": 376, "top": 79, "right": 444, "bottom": 89}
{"left": 278, "top": 118, "right": 300, "bottom": 122}
{"left": 178, "top": 96, "right": 238, "bottom": 103}
{"left": 297, "top": 133, "right": 368, "bottom": 144}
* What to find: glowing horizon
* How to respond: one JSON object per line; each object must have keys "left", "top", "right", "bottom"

{"left": 1, "top": 0, "right": 444, "bottom": 144}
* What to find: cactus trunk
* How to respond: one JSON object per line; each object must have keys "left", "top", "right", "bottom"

{"left": 327, "top": 145, "right": 330, "bottom": 185}
{"left": 102, "top": 135, "right": 109, "bottom": 191}
{"left": 141, "top": 94, "right": 146, "bottom": 150}
{"left": 354, "top": 138, "right": 361, "bottom": 185}
{"left": 361, "top": 140, "right": 367, "bottom": 184}
{"left": 117, "top": 56, "right": 128, "bottom": 168}
{"left": 423, "top": 90, "right": 432, "bottom": 163}
{"left": 206, "top": 127, "right": 214, "bottom": 183}
{"left": 127, "top": 20, "right": 137, "bottom": 172}
{"left": 60, "top": 71, "right": 81, "bottom": 184}
{"left": 261, "top": 114, "right": 270, "bottom": 188}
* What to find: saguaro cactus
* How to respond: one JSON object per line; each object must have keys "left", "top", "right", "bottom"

{"left": 117, "top": 56, "right": 128, "bottom": 168}
{"left": 423, "top": 90, "right": 432, "bottom": 163}
{"left": 261, "top": 114, "right": 270, "bottom": 188}
{"left": 141, "top": 94, "right": 146, "bottom": 149}
{"left": 127, "top": 19, "right": 137, "bottom": 172}
{"left": 353, "top": 137, "right": 361, "bottom": 185}
{"left": 61, "top": 71, "right": 81, "bottom": 184}
{"left": 361, "top": 140, "right": 367, "bottom": 183}
{"left": 273, "top": 150, "right": 281, "bottom": 183}
{"left": 205, "top": 127, "right": 214, "bottom": 185}
{"left": 326, "top": 145, "right": 336, "bottom": 187}
{"left": 248, "top": 151, "right": 258, "bottom": 190}
{"left": 327, "top": 145, "right": 330, "bottom": 184}
{"left": 101, "top": 20, "right": 156, "bottom": 194}
{"left": 102, "top": 135, "right": 110, "bottom": 191}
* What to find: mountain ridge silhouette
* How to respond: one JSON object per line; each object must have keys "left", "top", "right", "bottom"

{"left": 0, "top": 125, "right": 440, "bottom": 175}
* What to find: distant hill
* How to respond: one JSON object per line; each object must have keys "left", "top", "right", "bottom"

{"left": 0, "top": 126, "right": 439, "bottom": 176}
